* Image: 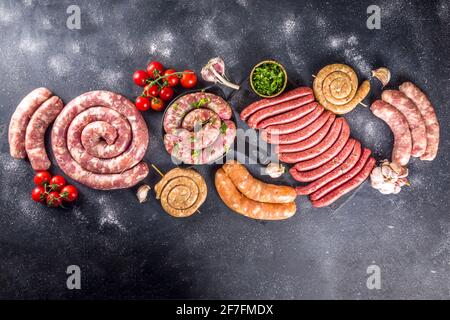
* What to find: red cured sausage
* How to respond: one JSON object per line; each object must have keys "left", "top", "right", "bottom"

{"left": 247, "top": 95, "right": 315, "bottom": 128}
{"left": 240, "top": 87, "right": 313, "bottom": 121}
{"left": 25, "top": 96, "right": 64, "bottom": 171}
{"left": 291, "top": 118, "right": 350, "bottom": 168}
{"left": 276, "top": 113, "right": 335, "bottom": 153}
{"left": 264, "top": 104, "right": 324, "bottom": 135}
{"left": 9, "top": 87, "right": 53, "bottom": 158}
{"left": 310, "top": 147, "right": 371, "bottom": 201}
{"left": 262, "top": 111, "right": 333, "bottom": 145}
{"left": 256, "top": 102, "right": 316, "bottom": 129}
{"left": 289, "top": 139, "right": 356, "bottom": 182}
{"left": 399, "top": 82, "right": 439, "bottom": 161}
{"left": 311, "top": 157, "right": 376, "bottom": 208}
{"left": 370, "top": 100, "right": 412, "bottom": 166}
{"left": 382, "top": 90, "right": 426, "bottom": 157}
{"left": 51, "top": 91, "right": 149, "bottom": 190}
{"left": 295, "top": 140, "right": 362, "bottom": 195}
{"left": 279, "top": 117, "right": 343, "bottom": 162}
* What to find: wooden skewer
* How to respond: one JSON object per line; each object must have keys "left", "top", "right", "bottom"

{"left": 151, "top": 163, "right": 202, "bottom": 214}
{"left": 311, "top": 74, "right": 367, "bottom": 108}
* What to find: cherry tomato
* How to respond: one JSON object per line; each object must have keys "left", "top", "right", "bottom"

{"left": 146, "top": 61, "right": 164, "bottom": 79}
{"left": 132, "top": 69, "right": 150, "bottom": 87}
{"left": 60, "top": 185, "right": 79, "bottom": 202}
{"left": 34, "top": 171, "right": 52, "bottom": 186}
{"left": 159, "top": 86, "right": 174, "bottom": 101}
{"left": 151, "top": 97, "right": 164, "bottom": 111}
{"left": 31, "top": 186, "right": 46, "bottom": 203}
{"left": 180, "top": 70, "right": 197, "bottom": 88}
{"left": 135, "top": 96, "right": 151, "bottom": 111}
{"left": 49, "top": 175, "right": 66, "bottom": 191}
{"left": 164, "top": 69, "right": 179, "bottom": 87}
{"left": 46, "top": 191, "right": 62, "bottom": 207}
{"left": 145, "top": 84, "right": 160, "bottom": 97}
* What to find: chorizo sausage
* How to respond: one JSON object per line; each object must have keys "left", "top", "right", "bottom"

{"left": 215, "top": 168, "right": 296, "bottom": 220}
{"left": 296, "top": 140, "right": 362, "bottom": 195}
{"left": 256, "top": 101, "right": 316, "bottom": 129}
{"left": 222, "top": 160, "right": 296, "bottom": 203}
{"left": 370, "top": 100, "right": 412, "bottom": 166}
{"left": 289, "top": 118, "right": 350, "bottom": 167}
{"left": 311, "top": 157, "right": 375, "bottom": 208}
{"left": 9, "top": 87, "right": 53, "bottom": 158}
{"left": 381, "top": 90, "right": 426, "bottom": 157}
{"left": 25, "top": 96, "right": 64, "bottom": 171}
{"left": 264, "top": 104, "right": 324, "bottom": 135}
{"left": 246, "top": 95, "right": 315, "bottom": 128}
{"left": 240, "top": 87, "right": 313, "bottom": 121}
{"left": 279, "top": 118, "right": 343, "bottom": 162}
{"left": 310, "top": 147, "right": 371, "bottom": 201}
{"left": 399, "top": 82, "right": 439, "bottom": 161}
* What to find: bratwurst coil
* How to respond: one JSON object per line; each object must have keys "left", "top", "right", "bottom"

{"left": 51, "top": 91, "right": 149, "bottom": 190}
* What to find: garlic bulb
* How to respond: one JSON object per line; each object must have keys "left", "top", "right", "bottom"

{"left": 265, "top": 162, "right": 285, "bottom": 178}
{"left": 136, "top": 184, "right": 151, "bottom": 203}
{"left": 370, "top": 160, "right": 409, "bottom": 195}
{"left": 371, "top": 67, "right": 391, "bottom": 87}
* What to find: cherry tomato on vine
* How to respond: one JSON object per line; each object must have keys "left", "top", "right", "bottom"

{"left": 49, "top": 175, "right": 66, "bottom": 191}
{"left": 46, "top": 191, "right": 62, "bottom": 207}
{"left": 31, "top": 186, "right": 46, "bottom": 203}
{"left": 164, "top": 69, "right": 179, "bottom": 87}
{"left": 34, "top": 171, "right": 52, "bottom": 186}
{"left": 159, "top": 86, "right": 174, "bottom": 101}
{"left": 132, "top": 69, "right": 150, "bottom": 87}
{"left": 151, "top": 97, "right": 164, "bottom": 111}
{"left": 60, "top": 185, "right": 79, "bottom": 202}
{"left": 146, "top": 61, "right": 164, "bottom": 79}
{"left": 135, "top": 96, "right": 151, "bottom": 111}
{"left": 145, "top": 84, "right": 160, "bottom": 97}
{"left": 180, "top": 70, "right": 197, "bottom": 88}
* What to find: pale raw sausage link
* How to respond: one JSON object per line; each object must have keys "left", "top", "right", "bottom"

{"left": 9, "top": 87, "right": 53, "bottom": 158}
{"left": 295, "top": 140, "right": 362, "bottom": 195}
{"left": 262, "top": 111, "right": 333, "bottom": 145}
{"left": 25, "top": 96, "right": 64, "bottom": 171}
{"left": 279, "top": 118, "right": 343, "bottom": 162}
{"left": 289, "top": 139, "right": 356, "bottom": 182}
{"left": 240, "top": 87, "right": 313, "bottom": 121}
{"left": 51, "top": 91, "right": 149, "bottom": 190}
{"left": 310, "top": 148, "right": 371, "bottom": 201}
{"left": 370, "top": 100, "right": 412, "bottom": 166}
{"left": 311, "top": 157, "right": 375, "bottom": 208}
{"left": 399, "top": 82, "right": 439, "bottom": 161}
{"left": 291, "top": 118, "right": 350, "bottom": 168}
{"left": 247, "top": 95, "right": 315, "bottom": 128}
{"left": 382, "top": 90, "right": 426, "bottom": 157}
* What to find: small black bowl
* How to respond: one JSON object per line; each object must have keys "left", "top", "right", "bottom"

{"left": 160, "top": 85, "right": 237, "bottom": 165}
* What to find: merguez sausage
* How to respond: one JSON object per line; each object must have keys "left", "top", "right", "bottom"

{"left": 370, "top": 100, "right": 412, "bottom": 166}
{"left": 247, "top": 95, "right": 315, "bottom": 128}
{"left": 381, "top": 90, "right": 426, "bottom": 157}
{"left": 311, "top": 157, "right": 376, "bottom": 208}
{"left": 399, "top": 82, "right": 439, "bottom": 161}
{"left": 279, "top": 118, "right": 343, "bottom": 162}
{"left": 9, "top": 87, "right": 53, "bottom": 158}
{"left": 295, "top": 140, "right": 362, "bottom": 195}
{"left": 240, "top": 87, "right": 313, "bottom": 121}
{"left": 290, "top": 118, "right": 350, "bottom": 167}
{"left": 310, "top": 148, "right": 372, "bottom": 201}
{"left": 25, "top": 96, "right": 64, "bottom": 171}
{"left": 264, "top": 104, "right": 324, "bottom": 135}
{"left": 256, "top": 101, "right": 316, "bottom": 129}
{"left": 222, "top": 160, "right": 296, "bottom": 203}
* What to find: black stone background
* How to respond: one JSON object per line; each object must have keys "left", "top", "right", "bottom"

{"left": 0, "top": 0, "right": 449, "bottom": 299}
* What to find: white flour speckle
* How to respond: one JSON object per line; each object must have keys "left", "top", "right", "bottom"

{"left": 22, "top": 0, "right": 33, "bottom": 6}
{"left": 97, "top": 194, "right": 126, "bottom": 232}
{"left": 343, "top": 48, "right": 371, "bottom": 75}
{"left": 97, "top": 69, "right": 124, "bottom": 88}
{"left": 236, "top": 0, "right": 248, "bottom": 7}
{"left": 0, "top": 4, "right": 21, "bottom": 26}
{"left": 146, "top": 30, "right": 174, "bottom": 58}
{"left": 41, "top": 17, "right": 52, "bottom": 30}
{"left": 48, "top": 54, "right": 73, "bottom": 77}
{"left": 18, "top": 35, "right": 47, "bottom": 53}
{"left": 282, "top": 18, "right": 297, "bottom": 35}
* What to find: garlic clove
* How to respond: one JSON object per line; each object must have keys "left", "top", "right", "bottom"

{"left": 372, "top": 67, "right": 391, "bottom": 87}
{"left": 265, "top": 162, "right": 285, "bottom": 178}
{"left": 136, "top": 184, "right": 151, "bottom": 203}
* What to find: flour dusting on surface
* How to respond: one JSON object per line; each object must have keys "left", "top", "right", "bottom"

{"left": 146, "top": 30, "right": 174, "bottom": 58}
{"left": 48, "top": 54, "right": 73, "bottom": 77}
{"left": 97, "top": 194, "right": 127, "bottom": 232}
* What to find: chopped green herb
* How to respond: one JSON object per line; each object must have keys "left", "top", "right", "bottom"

{"left": 172, "top": 103, "right": 179, "bottom": 111}
{"left": 251, "top": 62, "right": 285, "bottom": 96}
{"left": 192, "top": 150, "right": 200, "bottom": 158}
{"left": 191, "top": 98, "right": 210, "bottom": 108}
{"left": 220, "top": 122, "right": 228, "bottom": 134}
